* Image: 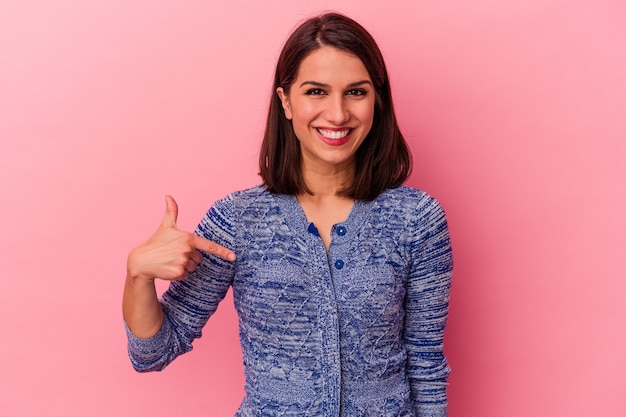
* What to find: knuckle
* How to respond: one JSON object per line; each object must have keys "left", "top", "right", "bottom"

{"left": 205, "top": 241, "right": 217, "bottom": 253}
{"left": 166, "top": 265, "right": 186, "bottom": 280}
{"left": 192, "top": 254, "right": 202, "bottom": 265}
{"left": 175, "top": 254, "right": 189, "bottom": 266}
{"left": 182, "top": 234, "right": 195, "bottom": 249}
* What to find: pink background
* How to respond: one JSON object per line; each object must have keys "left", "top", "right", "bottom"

{"left": 1, "top": 1, "right": 625, "bottom": 416}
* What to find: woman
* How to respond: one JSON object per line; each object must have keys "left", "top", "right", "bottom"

{"left": 124, "top": 12, "right": 453, "bottom": 417}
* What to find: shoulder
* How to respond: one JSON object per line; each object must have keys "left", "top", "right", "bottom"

{"left": 376, "top": 186, "right": 446, "bottom": 219}
{"left": 209, "top": 185, "right": 293, "bottom": 228}
{"left": 221, "top": 184, "right": 270, "bottom": 202}
{"left": 197, "top": 185, "right": 273, "bottom": 240}
{"left": 367, "top": 186, "right": 450, "bottom": 247}
{"left": 212, "top": 184, "right": 272, "bottom": 212}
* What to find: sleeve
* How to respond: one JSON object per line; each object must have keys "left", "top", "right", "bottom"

{"left": 126, "top": 194, "right": 239, "bottom": 372}
{"left": 404, "top": 196, "right": 453, "bottom": 417}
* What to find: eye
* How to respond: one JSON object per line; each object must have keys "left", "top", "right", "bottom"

{"left": 305, "top": 88, "right": 326, "bottom": 96}
{"left": 346, "top": 88, "right": 368, "bottom": 97}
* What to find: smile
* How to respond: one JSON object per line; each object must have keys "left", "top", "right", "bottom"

{"left": 316, "top": 128, "right": 351, "bottom": 140}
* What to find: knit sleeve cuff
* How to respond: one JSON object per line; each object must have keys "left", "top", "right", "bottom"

{"left": 414, "top": 404, "right": 448, "bottom": 417}
{"left": 124, "top": 319, "right": 172, "bottom": 372}
{"left": 411, "top": 380, "right": 449, "bottom": 417}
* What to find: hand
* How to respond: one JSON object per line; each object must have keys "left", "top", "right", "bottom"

{"left": 127, "top": 195, "right": 236, "bottom": 282}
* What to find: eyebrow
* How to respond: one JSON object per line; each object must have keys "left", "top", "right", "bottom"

{"left": 299, "top": 80, "right": 372, "bottom": 88}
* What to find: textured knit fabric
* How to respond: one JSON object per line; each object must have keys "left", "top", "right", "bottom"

{"left": 126, "top": 185, "right": 453, "bottom": 417}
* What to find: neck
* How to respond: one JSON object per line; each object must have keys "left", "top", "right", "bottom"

{"left": 300, "top": 159, "right": 354, "bottom": 198}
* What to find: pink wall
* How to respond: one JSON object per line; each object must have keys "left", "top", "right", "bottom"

{"left": 1, "top": 1, "right": 624, "bottom": 416}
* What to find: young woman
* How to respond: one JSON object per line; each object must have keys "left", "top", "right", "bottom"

{"left": 124, "top": 12, "right": 453, "bottom": 417}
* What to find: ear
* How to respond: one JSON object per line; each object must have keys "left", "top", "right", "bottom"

{"left": 276, "top": 87, "right": 292, "bottom": 120}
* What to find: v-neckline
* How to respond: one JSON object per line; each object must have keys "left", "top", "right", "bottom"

{"left": 276, "top": 193, "right": 369, "bottom": 253}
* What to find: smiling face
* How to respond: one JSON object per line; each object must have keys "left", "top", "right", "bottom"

{"left": 276, "top": 46, "right": 376, "bottom": 176}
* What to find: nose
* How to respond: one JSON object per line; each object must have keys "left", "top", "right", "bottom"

{"left": 325, "top": 95, "right": 350, "bottom": 125}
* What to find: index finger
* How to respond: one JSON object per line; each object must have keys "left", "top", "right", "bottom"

{"left": 193, "top": 235, "right": 236, "bottom": 262}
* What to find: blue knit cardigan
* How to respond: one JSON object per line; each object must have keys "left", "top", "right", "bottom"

{"left": 126, "top": 185, "right": 453, "bottom": 417}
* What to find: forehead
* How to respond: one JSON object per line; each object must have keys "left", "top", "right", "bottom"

{"left": 294, "top": 46, "right": 371, "bottom": 84}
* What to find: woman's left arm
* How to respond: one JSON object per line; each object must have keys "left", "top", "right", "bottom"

{"left": 404, "top": 196, "right": 453, "bottom": 417}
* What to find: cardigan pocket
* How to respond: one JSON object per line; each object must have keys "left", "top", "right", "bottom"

{"left": 252, "top": 373, "right": 321, "bottom": 416}
{"left": 342, "top": 372, "right": 414, "bottom": 417}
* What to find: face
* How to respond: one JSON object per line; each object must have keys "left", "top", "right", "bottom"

{"left": 277, "top": 46, "right": 375, "bottom": 174}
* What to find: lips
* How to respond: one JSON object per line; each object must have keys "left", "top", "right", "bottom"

{"left": 315, "top": 128, "right": 353, "bottom": 147}
{"left": 316, "top": 128, "right": 351, "bottom": 139}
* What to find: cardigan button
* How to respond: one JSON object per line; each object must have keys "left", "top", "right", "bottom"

{"left": 336, "top": 226, "right": 347, "bottom": 236}
{"left": 334, "top": 259, "right": 344, "bottom": 269}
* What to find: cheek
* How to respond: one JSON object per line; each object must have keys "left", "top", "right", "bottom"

{"left": 291, "top": 101, "right": 318, "bottom": 123}
{"left": 357, "top": 101, "right": 375, "bottom": 130}
{"left": 290, "top": 104, "right": 320, "bottom": 140}
{"left": 289, "top": 108, "right": 312, "bottom": 141}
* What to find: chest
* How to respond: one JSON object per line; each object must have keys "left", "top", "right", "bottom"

{"left": 297, "top": 197, "right": 354, "bottom": 252}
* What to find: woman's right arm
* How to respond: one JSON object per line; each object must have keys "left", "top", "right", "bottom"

{"left": 123, "top": 195, "right": 236, "bottom": 340}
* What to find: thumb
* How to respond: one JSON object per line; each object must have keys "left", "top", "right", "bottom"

{"left": 160, "top": 195, "right": 178, "bottom": 228}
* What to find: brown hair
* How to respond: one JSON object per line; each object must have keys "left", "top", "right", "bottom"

{"left": 259, "top": 12, "right": 411, "bottom": 201}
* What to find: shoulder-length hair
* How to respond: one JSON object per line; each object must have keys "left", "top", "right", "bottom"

{"left": 259, "top": 12, "right": 411, "bottom": 201}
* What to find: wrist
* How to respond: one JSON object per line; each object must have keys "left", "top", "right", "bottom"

{"left": 126, "top": 246, "right": 156, "bottom": 284}
{"left": 126, "top": 270, "right": 156, "bottom": 289}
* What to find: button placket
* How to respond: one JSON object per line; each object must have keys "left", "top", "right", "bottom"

{"left": 331, "top": 225, "right": 347, "bottom": 270}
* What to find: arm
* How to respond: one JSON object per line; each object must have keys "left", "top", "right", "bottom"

{"left": 404, "top": 196, "right": 453, "bottom": 417}
{"left": 123, "top": 195, "right": 237, "bottom": 371}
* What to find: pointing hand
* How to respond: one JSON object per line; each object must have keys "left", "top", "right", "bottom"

{"left": 127, "top": 195, "right": 236, "bottom": 281}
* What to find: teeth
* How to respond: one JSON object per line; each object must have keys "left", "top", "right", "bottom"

{"left": 317, "top": 128, "right": 350, "bottom": 139}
